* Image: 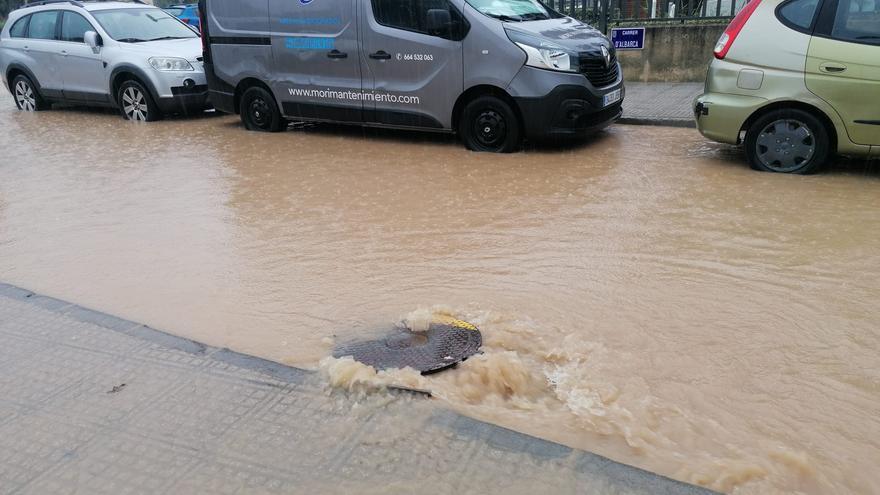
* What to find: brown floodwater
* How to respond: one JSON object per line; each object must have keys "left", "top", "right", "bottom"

{"left": 1, "top": 91, "right": 878, "bottom": 494}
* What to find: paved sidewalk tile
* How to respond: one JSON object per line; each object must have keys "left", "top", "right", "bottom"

{"left": 0, "top": 282, "right": 715, "bottom": 495}
{"left": 621, "top": 82, "right": 704, "bottom": 127}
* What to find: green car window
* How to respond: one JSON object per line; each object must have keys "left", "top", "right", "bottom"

{"left": 831, "top": 0, "right": 880, "bottom": 44}
{"left": 779, "top": 0, "right": 820, "bottom": 30}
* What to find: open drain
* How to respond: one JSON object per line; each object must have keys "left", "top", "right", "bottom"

{"left": 333, "top": 317, "right": 482, "bottom": 374}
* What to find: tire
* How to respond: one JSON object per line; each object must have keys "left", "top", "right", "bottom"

{"left": 118, "top": 79, "right": 161, "bottom": 122}
{"left": 745, "top": 108, "right": 830, "bottom": 174}
{"left": 240, "top": 86, "right": 285, "bottom": 132}
{"left": 459, "top": 95, "right": 522, "bottom": 153}
{"left": 11, "top": 74, "right": 49, "bottom": 112}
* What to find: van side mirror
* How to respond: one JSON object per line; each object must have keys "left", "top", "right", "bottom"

{"left": 426, "top": 9, "right": 452, "bottom": 36}
{"left": 84, "top": 31, "right": 101, "bottom": 49}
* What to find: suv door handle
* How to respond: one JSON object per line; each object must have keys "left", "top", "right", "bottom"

{"left": 327, "top": 49, "right": 348, "bottom": 59}
{"left": 60, "top": 50, "right": 68, "bottom": 57}
{"left": 369, "top": 50, "right": 391, "bottom": 60}
{"left": 819, "top": 62, "right": 847, "bottom": 73}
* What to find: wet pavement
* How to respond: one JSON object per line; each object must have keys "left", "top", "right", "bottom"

{"left": 1, "top": 90, "right": 879, "bottom": 494}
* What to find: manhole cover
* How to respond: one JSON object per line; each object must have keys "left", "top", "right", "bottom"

{"left": 333, "top": 317, "right": 482, "bottom": 374}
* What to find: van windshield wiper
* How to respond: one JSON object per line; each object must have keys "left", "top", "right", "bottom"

{"left": 116, "top": 37, "right": 148, "bottom": 43}
{"left": 145, "top": 36, "right": 192, "bottom": 41}
{"left": 519, "top": 12, "right": 550, "bottom": 20}
{"left": 488, "top": 13, "right": 524, "bottom": 21}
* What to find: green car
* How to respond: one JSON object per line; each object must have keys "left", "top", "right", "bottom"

{"left": 694, "top": 0, "right": 879, "bottom": 173}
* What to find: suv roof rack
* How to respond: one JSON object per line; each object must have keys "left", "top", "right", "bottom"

{"left": 18, "top": 0, "right": 147, "bottom": 8}
{"left": 20, "top": 0, "right": 85, "bottom": 7}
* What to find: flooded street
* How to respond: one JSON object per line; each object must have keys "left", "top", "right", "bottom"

{"left": 1, "top": 91, "right": 878, "bottom": 494}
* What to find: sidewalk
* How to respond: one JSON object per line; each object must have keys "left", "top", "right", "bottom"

{"left": 620, "top": 82, "right": 703, "bottom": 128}
{"left": 0, "top": 282, "right": 713, "bottom": 495}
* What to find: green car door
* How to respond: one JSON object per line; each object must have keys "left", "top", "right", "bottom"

{"left": 806, "top": 0, "right": 880, "bottom": 146}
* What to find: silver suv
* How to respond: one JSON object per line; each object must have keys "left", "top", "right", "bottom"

{"left": 0, "top": 0, "right": 208, "bottom": 121}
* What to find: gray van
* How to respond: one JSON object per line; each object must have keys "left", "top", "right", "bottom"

{"left": 198, "top": 0, "right": 624, "bottom": 152}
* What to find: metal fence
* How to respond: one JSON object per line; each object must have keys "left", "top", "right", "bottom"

{"left": 549, "top": 0, "right": 746, "bottom": 31}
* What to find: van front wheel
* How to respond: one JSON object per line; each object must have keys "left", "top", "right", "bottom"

{"left": 459, "top": 96, "right": 521, "bottom": 153}
{"left": 240, "top": 86, "right": 285, "bottom": 132}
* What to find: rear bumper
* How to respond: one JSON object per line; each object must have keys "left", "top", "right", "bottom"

{"left": 204, "top": 63, "right": 236, "bottom": 114}
{"left": 208, "top": 89, "right": 235, "bottom": 114}
{"left": 514, "top": 84, "right": 624, "bottom": 140}
{"left": 693, "top": 92, "right": 766, "bottom": 145}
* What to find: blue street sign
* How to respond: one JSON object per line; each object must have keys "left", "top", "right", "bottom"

{"left": 610, "top": 27, "right": 645, "bottom": 50}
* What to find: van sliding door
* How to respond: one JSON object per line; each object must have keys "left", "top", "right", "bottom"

{"left": 359, "top": 0, "right": 465, "bottom": 129}
{"left": 269, "top": 0, "right": 363, "bottom": 122}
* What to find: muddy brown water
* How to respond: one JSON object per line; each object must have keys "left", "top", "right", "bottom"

{"left": 1, "top": 92, "right": 878, "bottom": 494}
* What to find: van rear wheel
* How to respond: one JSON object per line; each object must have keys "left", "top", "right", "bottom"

{"left": 459, "top": 96, "right": 521, "bottom": 153}
{"left": 745, "top": 109, "right": 830, "bottom": 174}
{"left": 241, "top": 86, "right": 285, "bottom": 132}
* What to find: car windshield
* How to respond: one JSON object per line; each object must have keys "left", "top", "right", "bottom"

{"left": 91, "top": 8, "right": 197, "bottom": 42}
{"left": 466, "top": 0, "right": 552, "bottom": 21}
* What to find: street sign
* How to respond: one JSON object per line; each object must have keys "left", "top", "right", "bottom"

{"left": 610, "top": 27, "right": 645, "bottom": 50}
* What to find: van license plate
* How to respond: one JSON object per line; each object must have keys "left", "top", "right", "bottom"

{"left": 603, "top": 89, "right": 622, "bottom": 107}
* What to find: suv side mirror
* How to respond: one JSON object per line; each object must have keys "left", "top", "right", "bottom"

{"left": 426, "top": 9, "right": 452, "bottom": 36}
{"left": 84, "top": 31, "right": 101, "bottom": 49}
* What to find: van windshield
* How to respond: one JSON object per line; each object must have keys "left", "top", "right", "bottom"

{"left": 467, "top": 0, "right": 552, "bottom": 21}
{"left": 91, "top": 8, "right": 198, "bottom": 42}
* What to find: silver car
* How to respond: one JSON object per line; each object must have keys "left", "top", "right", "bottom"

{"left": 0, "top": 0, "right": 209, "bottom": 121}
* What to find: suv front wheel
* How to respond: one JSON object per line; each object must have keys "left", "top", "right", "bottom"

{"left": 745, "top": 109, "right": 830, "bottom": 174}
{"left": 118, "top": 80, "right": 161, "bottom": 122}
{"left": 12, "top": 74, "right": 49, "bottom": 112}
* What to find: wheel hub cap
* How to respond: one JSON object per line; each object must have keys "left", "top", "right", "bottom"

{"left": 475, "top": 110, "right": 506, "bottom": 148}
{"left": 755, "top": 119, "right": 815, "bottom": 172}
{"left": 250, "top": 98, "right": 271, "bottom": 127}
{"left": 14, "top": 81, "right": 36, "bottom": 112}
{"left": 122, "top": 87, "right": 148, "bottom": 121}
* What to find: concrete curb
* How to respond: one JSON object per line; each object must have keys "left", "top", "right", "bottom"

{"left": 0, "top": 280, "right": 717, "bottom": 494}
{"left": 618, "top": 117, "right": 697, "bottom": 128}
{"left": 0, "top": 281, "right": 313, "bottom": 386}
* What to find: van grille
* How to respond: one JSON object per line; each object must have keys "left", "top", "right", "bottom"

{"left": 578, "top": 52, "right": 619, "bottom": 88}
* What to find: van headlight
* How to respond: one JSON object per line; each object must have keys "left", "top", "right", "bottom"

{"left": 506, "top": 29, "right": 576, "bottom": 73}
{"left": 149, "top": 57, "right": 194, "bottom": 71}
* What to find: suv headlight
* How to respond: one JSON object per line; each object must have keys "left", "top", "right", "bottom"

{"left": 149, "top": 57, "right": 194, "bottom": 71}
{"left": 506, "top": 29, "right": 576, "bottom": 73}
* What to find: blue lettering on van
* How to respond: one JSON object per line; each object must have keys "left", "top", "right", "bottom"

{"left": 285, "top": 37, "right": 335, "bottom": 50}
{"left": 299, "top": 0, "right": 314, "bottom": 4}
{"left": 280, "top": 17, "right": 340, "bottom": 25}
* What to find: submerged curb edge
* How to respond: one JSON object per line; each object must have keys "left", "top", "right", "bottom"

{"left": 0, "top": 280, "right": 716, "bottom": 494}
